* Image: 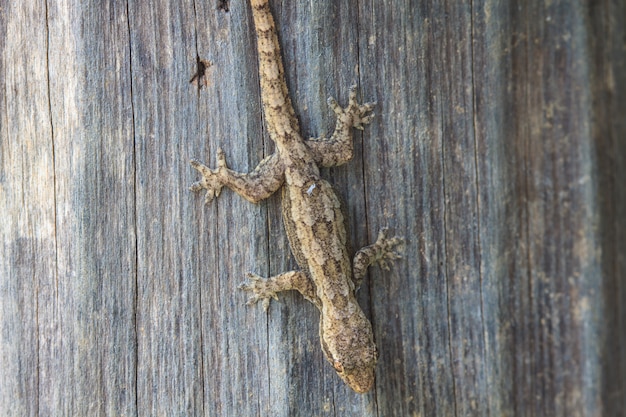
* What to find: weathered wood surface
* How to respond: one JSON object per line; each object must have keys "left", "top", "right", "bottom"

{"left": 1, "top": 0, "right": 625, "bottom": 415}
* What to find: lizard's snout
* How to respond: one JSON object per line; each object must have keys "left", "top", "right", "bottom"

{"left": 338, "top": 366, "right": 375, "bottom": 393}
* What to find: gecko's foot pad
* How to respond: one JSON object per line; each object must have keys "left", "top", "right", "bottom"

{"left": 239, "top": 273, "right": 278, "bottom": 311}
{"left": 373, "top": 228, "right": 404, "bottom": 271}
{"left": 190, "top": 147, "right": 228, "bottom": 204}
{"left": 328, "top": 85, "right": 376, "bottom": 130}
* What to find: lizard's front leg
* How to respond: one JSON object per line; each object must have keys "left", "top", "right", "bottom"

{"left": 352, "top": 228, "right": 403, "bottom": 290}
{"left": 239, "top": 270, "right": 320, "bottom": 311}
{"left": 190, "top": 148, "right": 284, "bottom": 204}
{"left": 306, "top": 85, "right": 376, "bottom": 167}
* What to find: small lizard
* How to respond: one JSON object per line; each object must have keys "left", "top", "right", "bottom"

{"left": 191, "top": 0, "right": 402, "bottom": 393}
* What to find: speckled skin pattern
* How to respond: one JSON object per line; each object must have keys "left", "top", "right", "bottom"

{"left": 190, "top": 0, "right": 402, "bottom": 393}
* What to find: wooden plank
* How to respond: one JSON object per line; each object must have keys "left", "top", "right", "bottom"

{"left": 588, "top": 2, "right": 626, "bottom": 415}
{"left": 0, "top": 2, "right": 53, "bottom": 416}
{"left": 190, "top": 2, "right": 272, "bottom": 415}
{"left": 126, "top": 0, "right": 207, "bottom": 414}
{"left": 1, "top": 0, "right": 625, "bottom": 415}
{"left": 471, "top": 1, "right": 523, "bottom": 415}
{"left": 437, "top": 1, "right": 490, "bottom": 415}
{"left": 1, "top": 0, "right": 137, "bottom": 414}
{"left": 38, "top": 1, "right": 138, "bottom": 414}
{"left": 358, "top": 1, "right": 456, "bottom": 415}
{"left": 521, "top": 3, "right": 601, "bottom": 415}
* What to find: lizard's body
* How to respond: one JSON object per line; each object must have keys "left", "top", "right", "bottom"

{"left": 191, "top": 0, "right": 401, "bottom": 393}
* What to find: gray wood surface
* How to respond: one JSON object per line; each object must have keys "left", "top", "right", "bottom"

{"left": 1, "top": 0, "right": 625, "bottom": 416}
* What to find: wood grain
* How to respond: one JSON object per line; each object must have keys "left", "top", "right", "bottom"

{"left": 1, "top": 0, "right": 624, "bottom": 415}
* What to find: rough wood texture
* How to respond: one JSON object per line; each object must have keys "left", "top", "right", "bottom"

{"left": 1, "top": 0, "right": 624, "bottom": 416}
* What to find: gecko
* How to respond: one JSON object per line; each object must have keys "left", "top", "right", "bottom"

{"left": 191, "top": 0, "right": 402, "bottom": 393}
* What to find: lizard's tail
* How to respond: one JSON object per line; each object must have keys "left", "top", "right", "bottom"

{"left": 249, "top": 0, "right": 300, "bottom": 142}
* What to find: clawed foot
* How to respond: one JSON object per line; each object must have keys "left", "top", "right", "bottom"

{"left": 328, "top": 85, "right": 376, "bottom": 130}
{"left": 373, "top": 228, "right": 404, "bottom": 271}
{"left": 239, "top": 273, "right": 278, "bottom": 312}
{"left": 190, "top": 147, "right": 228, "bottom": 204}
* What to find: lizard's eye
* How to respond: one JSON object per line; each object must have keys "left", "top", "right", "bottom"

{"left": 333, "top": 360, "right": 344, "bottom": 373}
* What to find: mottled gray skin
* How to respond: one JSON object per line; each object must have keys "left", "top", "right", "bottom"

{"left": 190, "top": 0, "right": 402, "bottom": 393}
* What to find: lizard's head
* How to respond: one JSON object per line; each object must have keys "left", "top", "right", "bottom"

{"left": 321, "top": 313, "right": 379, "bottom": 393}
{"left": 331, "top": 348, "right": 378, "bottom": 393}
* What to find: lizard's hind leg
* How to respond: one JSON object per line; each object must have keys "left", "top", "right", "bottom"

{"left": 328, "top": 85, "right": 377, "bottom": 131}
{"left": 352, "top": 228, "right": 403, "bottom": 290}
{"left": 190, "top": 148, "right": 284, "bottom": 204}
{"left": 305, "top": 85, "right": 377, "bottom": 168}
